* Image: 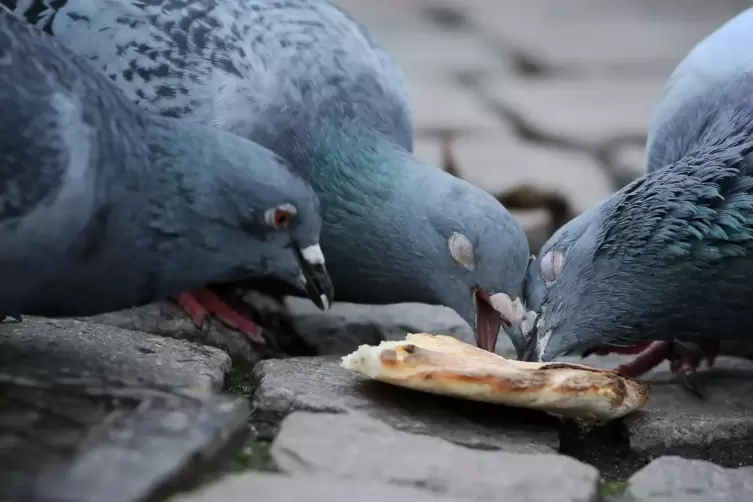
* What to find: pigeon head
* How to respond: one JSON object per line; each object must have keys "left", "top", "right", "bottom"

{"left": 519, "top": 132, "right": 753, "bottom": 362}
{"left": 309, "top": 128, "right": 533, "bottom": 353}
{"left": 149, "top": 118, "right": 334, "bottom": 309}
{"left": 421, "top": 174, "right": 535, "bottom": 354}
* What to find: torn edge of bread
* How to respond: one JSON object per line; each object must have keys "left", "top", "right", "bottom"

{"left": 340, "top": 339, "right": 402, "bottom": 378}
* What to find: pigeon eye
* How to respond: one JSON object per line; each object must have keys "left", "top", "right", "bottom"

{"left": 448, "top": 232, "right": 475, "bottom": 271}
{"left": 264, "top": 203, "right": 297, "bottom": 229}
{"left": 540, "top": 249, "right": 564, "bottom": 283}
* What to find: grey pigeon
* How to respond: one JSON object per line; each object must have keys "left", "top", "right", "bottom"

{"left": 7, "top": 0, "right": 533, "bottom": 352}
{"left": 0, "top": 8, "right": 333, "bottom": 325}
{"left": 514, "top": 8, "right": 753, "bottom": 392}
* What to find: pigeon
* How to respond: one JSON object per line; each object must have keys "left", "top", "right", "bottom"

{"left": 514, "top": 7, "right": 753, "bottom": 394}
{"left": 6, "top": 0, "right": 533, "bottom": 353}
{"left": 0, "top": 8, "right": 333, "bottom": 326}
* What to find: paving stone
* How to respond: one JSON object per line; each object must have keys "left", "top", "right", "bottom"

{"left": 554, "top": 353, "right": 753, "bottom": 477}
{"left": 511, "top": 208, "right": 552, "bottom": 254}
{"left": 625, "top": 357, "right": 753, "bottom": 467}
{"left": 271, "top": 411, "right": 599, "bottom": 502}
{"left": 174, "top": 471, "right": 468, "bottom": 502}
{"left": 379, "top": 29, "right": 505, "bottom": 76}
{"left": 454, "top": 0, "right": 748, "bottom": 74}
{"left": 405, "top": 74, "right": 507, "bottom": 133}
{"left": 0, "top": 316, "right": 230, "bottom": 391}
{"left": 413, "top": 135, "right": 446, "bottom": 167}
{"left": 332, "top": 0, "right": 433, "bottom": 33}
{"left": 286, "top": 296, "right": 526, "bottom": 358}
{"left": 605, "top": 141, "right": 646, "bottom": 187}
{"left": 251, "top": 356, "right": 559, "bottom": 453}
{"left": 450, "top": 133, "right": 613, "bottom": 214}
{"left": 626, "top": 456, "right": 753, "bottom": 502}
{"left": 482, "top": 76, "right": 663, "bottom": 147}
{"left": 0, "top": 317, "right": 247, "bottom": 502}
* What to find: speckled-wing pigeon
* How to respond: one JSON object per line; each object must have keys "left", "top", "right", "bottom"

{"left": 513, "top": 7, "right": 753, "bottom": 394}
{"left": 0, "top": 8, "right": 332, "bottom": 324}
{"left": 7, "top": 0, "right": 533, "bottom": 353}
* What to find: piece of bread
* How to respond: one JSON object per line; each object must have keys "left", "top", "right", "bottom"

{"left": 340, "top": 333, "right": 651, "bottom": 421}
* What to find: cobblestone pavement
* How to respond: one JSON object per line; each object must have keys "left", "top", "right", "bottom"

{"left": 338, "top": 0, "right": 753, "bottom": 250}
{"left": 170, "top": 1, "right": 753, "bottom": 501}
{"left": 11, "top": 1, "right": 753, "bottom": 501}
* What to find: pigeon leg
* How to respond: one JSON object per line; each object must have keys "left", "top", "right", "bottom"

{"left": 174, "top": 290, "right": 265, "bottom": 344}
{"left": 666, "top": 340, "right": 720, "bottom": 400}
{"left": 614, "top": 339, "right": 720, "bottom": 399}
{"left": 615, "top": 341, "right": 671, "bottom": 377}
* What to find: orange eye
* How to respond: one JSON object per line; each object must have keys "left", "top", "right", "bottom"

{"left": 264, "top": 204, "right": 297, "bottom": 229}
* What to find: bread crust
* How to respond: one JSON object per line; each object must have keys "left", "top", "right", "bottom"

{"left": 341, "top": 333, "right": 651, "bottom": 421}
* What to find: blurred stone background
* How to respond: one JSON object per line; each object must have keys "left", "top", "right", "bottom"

{"left": 334, "top": 0, "right": 753, "bottom": 251}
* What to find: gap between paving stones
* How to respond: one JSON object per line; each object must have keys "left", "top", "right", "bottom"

{"left": 413, "top": 6, "right": 647, "bottom": 193}
{"left": 232, "top": 354, "right": 753, "bottom": 497}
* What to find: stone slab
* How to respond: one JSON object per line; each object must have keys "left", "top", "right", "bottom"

{"left": 251, "top": 356, "right": 559, "bottom": 453}
{"left": 271, "top": 411, "right": 599, "bottom": 502}
{"left": 0, "top": 317, "right": 247, "bottom": 502}
{"left": 625, "top": 357, "right": 753, "bottom": 467}
{"left": 0, "top": 316, "right": 230, "bottom": 391}
{"left": 173, "top": 471, "right": 469, "bottom": 502}
{"left": 404, "top": 74, "right": 507, "bottom": 134}
{"left": 456, "top": 0, "right": 748, "bottom": 74}
{"left": 604, "top": 140, "right": 646, "bottom": 188}
{"left": 285, "top": 297, "right": 507, "bottom": 356}
{"left": 626, "top": 456, "right": 753, "bottom": 502}
{"left": 413, "top": 136, "right": 446, "bottom": 168}
{"left": 553, "top": 352, "right": 753, "bottom": 478}
{"left": 481, "top": 75, "right": 664, "bottom": 147}
{"left": 379, "top": 29, "right": 505, "bottom": 77}
{"left": 449, "top": 133, "right": 614, "bottom": 214}
{"left": 79, "top": 295, "right": 520, "bottom": 364}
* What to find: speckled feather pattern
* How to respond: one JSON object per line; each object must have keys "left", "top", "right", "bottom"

{"left": 524, "top": 62, "right": 753, "bottom": 359}
{"left": 0, "top": 8, "right": 323, "bottom": 318}
{"left": 599, "top": 130, "right": 753, "bottom": 263}
{"left": 6, "top": 0, "right": 413, "bottom": 154}
{"left": 5, "top": 0, "right": 532, "bottom": 330}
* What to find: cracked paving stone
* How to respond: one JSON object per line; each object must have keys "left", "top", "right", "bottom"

{"left": 449, "top": 133, "right": 613, "bottom": 214}
{"left": 78, "top": 301, "right": 266, "bottom": 365}
{"left": 413, "top": 135, "right": 445, "bottom": 168}
{"left": 270, "top": 411, "right": 599, "bottom": 502}
{"left": 554, "top": 351, "right": 753, "bottom": 477}
{"left": 173, "top": 471, "right": 473, "bottom": 502}
{"left": 457, "top": 0, "right": 746, "bottom": 74}
{"left": 0, "top": 316, "right": 230, "bottom": 390}
{"left": 625, "top": 456, "right": 753, "bottom": 502}
{"left": 405, "top": 74, "right": 507, "bottom": 133}
{"left": 0, "top": 317, "right": 248, "bottom": 502}
{"left": 481, "top": 75, "right": 664, "bottom": 148}
{"left": 605, "top": 141, "right": 646, "bottom": 187}
{"left": 251, "top": 356, "right": 558, "bottom": 453}
{"left": 624, "top": 356, "right": 753, "bottom": 468}
{"left": 379, "top": 29, "right": 506, "bottom": 76}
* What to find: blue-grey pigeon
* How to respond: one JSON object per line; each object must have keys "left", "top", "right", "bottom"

{"left": 514, "top": 7, "right": 753, "bottom": 394}
{"left": 0, "top": 8, "right": 333, "bottom": 325}
{"left": 6, "top": 0, "right": 533, "bottom": 352}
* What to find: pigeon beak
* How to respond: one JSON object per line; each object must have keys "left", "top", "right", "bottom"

{"left": 472, "top": 289, "right": 507, "bottom": 353}
{"left": 295, "top": 244, "right": 335, "bottom": 311}
{"left": 473, "top": 290, "right": 539, "bottom": 357}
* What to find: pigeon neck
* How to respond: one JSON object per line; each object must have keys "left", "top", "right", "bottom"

{"left": 309, "top": 125, "right": 448, "bottom": 304}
